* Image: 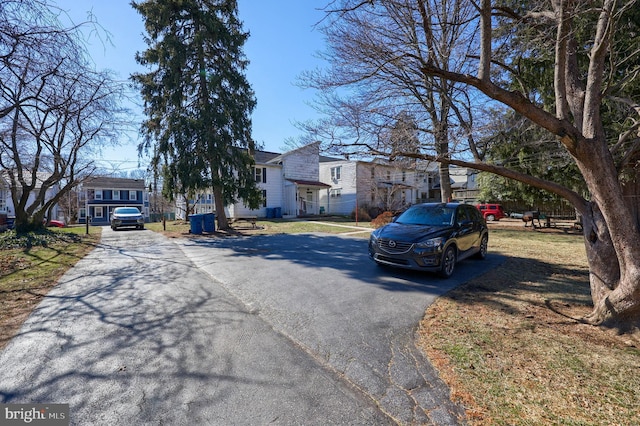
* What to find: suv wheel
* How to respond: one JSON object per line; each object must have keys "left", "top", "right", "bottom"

{"left": 475, "top": 234, "right": 488, "bottom": 259}
{"left": 439, "top": 246, "right": 456, "bottom": 278}
{"left": 486, "top": 214, "right": 496, "bottom": 221}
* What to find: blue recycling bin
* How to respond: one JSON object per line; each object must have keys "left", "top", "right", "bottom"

{"left": 266, "top": 208, "right": 275, "bottom": 218}
{"left": 274, "top": 207, "right": 282, "bottom": 218}
{"left": 203, "top": 213, "right": 216, "bottom": 232}
{"left": 189, "top": 214, "right": 203, "bottom": 234}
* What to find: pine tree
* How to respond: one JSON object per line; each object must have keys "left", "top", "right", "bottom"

{"left": 132, "top": 0, "right": 260, "bottom": 229}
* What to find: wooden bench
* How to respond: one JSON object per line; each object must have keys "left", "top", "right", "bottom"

{"left": 230, "top": 216, "right": 257, "bottom": 228}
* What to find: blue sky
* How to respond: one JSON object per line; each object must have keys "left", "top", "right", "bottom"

{"left": 54, "top": 1, "right": 328, "bottom": 172}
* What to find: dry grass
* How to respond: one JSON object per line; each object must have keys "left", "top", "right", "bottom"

{"left": 0, "top": 226, "right": 100, "bottom": 350}
{"left": 145, "top": 217, "right": 373, "bottom": 238}
{"left": 417, "top": 227, "right": 640, "bottom": 426}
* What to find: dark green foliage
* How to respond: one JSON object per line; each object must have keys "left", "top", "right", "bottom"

{"left": 0, "top": 229, "right": 82, "bottom": 250}
{"left": 479, "top": 112, "right": 587, "bottom": 208}
{"left": 131, "top": 0, "right": 261, "bottom": 221}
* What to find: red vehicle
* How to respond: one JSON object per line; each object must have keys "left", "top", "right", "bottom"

{"left": 475, "top": 203, "right": 506, "bottom": 221}
{"left": 47, "top": 219, "right": 65, "bottom": 228}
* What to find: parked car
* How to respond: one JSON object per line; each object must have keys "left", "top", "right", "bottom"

{"left": 110, "top": 207, "right": 145, "bottom": 230}
{"left": 475, "top": 203, "right": 506, "bottom": 221}
{"left": 368, "top": 203, "right": 488, "bottom": 278}
{"left": 47, "top": 219, "right": 65, "bottom": 228}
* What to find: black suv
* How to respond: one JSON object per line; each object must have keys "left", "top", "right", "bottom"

{"left": 368, "top": 203, "right": 488, "bottom": 278}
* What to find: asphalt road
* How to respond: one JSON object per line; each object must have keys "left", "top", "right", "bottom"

{"left": 0, "top": 227, "right": 503, "bottom": 425}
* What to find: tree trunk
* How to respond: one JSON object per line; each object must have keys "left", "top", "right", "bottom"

{"left": 438, "top": 163, "right": 452, "bottom": 202}
{"left": 213, "top": 186, "right": 228, "bottom": 230}
{"left": 582, "top": 203, "right": 640, "bottom": 326}
{"left": 575, "top": 142, "right": 640, "bottom": 326}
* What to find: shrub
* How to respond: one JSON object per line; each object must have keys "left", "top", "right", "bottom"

{"left": 371, "top": 211, "right": 394, "bottom": 228}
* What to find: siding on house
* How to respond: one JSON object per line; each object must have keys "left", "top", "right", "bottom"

{"left": 319, "top": 160, "right": 358, "bottom": 215}
{"left": 277, "top": 143, "right": 320, "bottom": 182}
{"left": 266, "top": 142, "right": 328, "bottom": 216}
{"left": 319, "top": 159, "right": 438, "bottom": 215}
{"left": 0, "top": 176, "right": 9, "bottom": 215}
{"left": 232, "top": 163, "right": 284, "bottom": 217}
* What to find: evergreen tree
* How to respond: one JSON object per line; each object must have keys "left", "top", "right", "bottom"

{"left": 131, "top": 0, "right": 260, "bottom": 229}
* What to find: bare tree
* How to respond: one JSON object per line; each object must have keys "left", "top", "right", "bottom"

{"left": 300, "top": 0, "right": 483, "bottom": 202}
{"left": 0, "top": 0, "right": 127, "bottom": 232}
{"left": 319, "top": 1, "right": 640, "bottom": 327}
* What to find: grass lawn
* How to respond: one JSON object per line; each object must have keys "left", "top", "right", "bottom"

{"left": 1, "top": 219, "right": 638, "bottom": 425}
{"left": 418, "top": 225, "right": 640, "bottom": 425}
{"left": 0, "top": 226, "right": 100, "bottom": 350}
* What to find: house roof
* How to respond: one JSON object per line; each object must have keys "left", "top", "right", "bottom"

{"left": 254, "top": 150, "right": 282, "bottom": 164}
{"left": 319, "top": 155, "right": 346, "bottom": 163}
{"left": 286, "top": 179, "right": 332, "bottom": 188}
{"left": 266, "top": 141, "right": 321, "bottom": 165}
{"left": 84, "top": 176, "right": 146, "bottom": 190}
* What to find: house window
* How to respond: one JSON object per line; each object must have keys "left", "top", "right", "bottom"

{"left": 94, "top": 190, "right": 103, "bottom": 200}
{"left": 79, "top": 208, "right": 86, "bottom": 219}
{"left": 0, "top": 188, "right": 5, "bottom": 211}
{"left": 331, "top": 166, "right": 341, "bottom": 181}
{"left": 330, "top": 188, "right": 342, "bottom": 198}
{"left": 113, "top": 190, "right": 120, "bottom": 200}
{"left": 94, "top": 206, "right": 103, "bottom": 218}
{"left": 129, "top": 190, "right": 137, "bottom": 201}
{"left": 262, "top": 190, "right": 267, "bottom": 207}
{"left": 254, "top": 167, "right": 267, "bottom": 183}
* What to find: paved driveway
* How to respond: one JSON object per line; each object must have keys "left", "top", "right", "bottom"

{"left": 0, "top": 228, "right": 503, "bottom": 425}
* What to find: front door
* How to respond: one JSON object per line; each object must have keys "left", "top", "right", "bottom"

{"left": 306, "top": 192, "right": 313, "bottom": 214}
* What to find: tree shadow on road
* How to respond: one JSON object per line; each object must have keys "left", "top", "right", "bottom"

{"left": 0, "top": 236, "right": 360, "bottom": 424}
{"left": 186, "top": 232, "right": 506, "bottom": 296}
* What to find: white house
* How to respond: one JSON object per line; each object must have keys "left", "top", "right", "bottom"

{"left": 227, "top": 142, "right": 331, "bottom": 218}
{"left": 0, "top": 172, "right": 62, "bottom": 222}
{"left": 318, "top": 158, "right": 439, "bottom": 215}
{"left": 171, "top": 142, "right": 482, "bottom": 220}
{"left": 175, "top": 142, "right": 331, "bottom": 219}
{"left": 450, "top": 166, "right": 480, "bottom": 202}
{"left": 271, "top": 142, "right": 331, "bottom": 216}
{"left": 226, "top": 150, "right": 284, "bottom": 218}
